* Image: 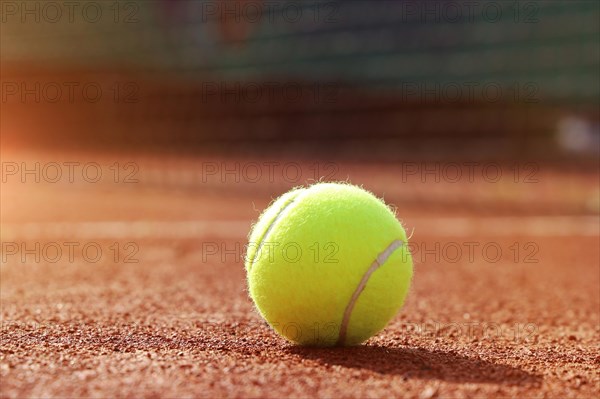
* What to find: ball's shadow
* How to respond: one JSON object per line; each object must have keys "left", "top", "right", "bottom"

{"left": 286, "top": 345, "right": 542, "bottom": 386}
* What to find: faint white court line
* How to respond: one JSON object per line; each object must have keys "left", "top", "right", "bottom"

{"left": 0, "top": 221, "right": 250, "bottom": 240}
{"left": 412, "top": 216, "right": 599, "bottom": 237}
{"left": 1, "top": 216, "right": 598, "bottom": 240}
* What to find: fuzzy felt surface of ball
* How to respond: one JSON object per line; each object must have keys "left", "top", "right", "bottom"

{"left": 245, "top": 182, "right": 413, "bottom": 346}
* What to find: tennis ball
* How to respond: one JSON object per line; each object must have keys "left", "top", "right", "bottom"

{"left": 245, "top": 182, "right": 413, "bottom": 346}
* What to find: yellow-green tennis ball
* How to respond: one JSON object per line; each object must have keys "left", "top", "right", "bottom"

{"left": 245, "top": 182, "right": 413, "bottom": 346}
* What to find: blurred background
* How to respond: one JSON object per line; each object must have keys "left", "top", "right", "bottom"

{"left": 2, "top": 0, "right": 599, "bottom": 160}
{"left": 2, "top": 0, "right": 599, "bottom": 219}
{"left": 0, "top": 0, "right": 598, "bottom": 233}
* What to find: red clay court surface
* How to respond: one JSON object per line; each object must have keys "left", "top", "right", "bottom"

{"left": 1, "top": 151, "right": 599, "bottom": 398}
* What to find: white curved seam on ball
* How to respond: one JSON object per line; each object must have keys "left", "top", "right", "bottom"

{"left": 249, "top": 195, "right": 300, "bottom": 269}
{"left": 336, "top": 239, "right": 404, "bottom": 346}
